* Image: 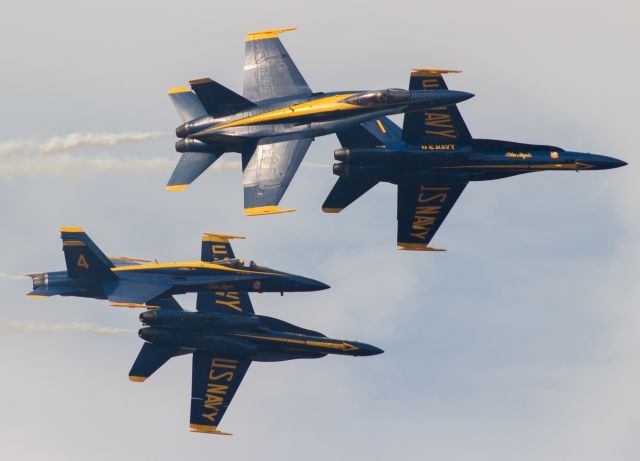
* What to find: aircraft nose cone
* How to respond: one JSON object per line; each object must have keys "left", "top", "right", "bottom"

{"left": 295, "top": 276, "right": 330, "bottom": 292}
{"left": 607, "top": 157, "right": 627, "bottom": 169}
{"left": 445, "top": 90, "right": 475, "bottom": 104}
{"left": 305, "top": 278, "right": 331, "bottom": 291}
{"left": 358, "top": 343, "right": 384, "bottom": 356}
{"left": 590, "top": 154, "right": 628, "bottom": 170}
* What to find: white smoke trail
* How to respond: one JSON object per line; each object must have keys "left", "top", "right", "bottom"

{"left": 0, "top": 318, "right": 134, "bottom": 335}
{"left": 0, "top": 273, "right": 24, "bottom": 281}
{"left": 0, "top": 132, "right": 171, "bottom": 157}
{"left": 300, "top": 162, "right": 331, "bottom": 169}
{"left": 0, "top": 131, "right": 331, "bottom": 176}
{"left": 0, "top": 154, "right": 243, "bottom": 177}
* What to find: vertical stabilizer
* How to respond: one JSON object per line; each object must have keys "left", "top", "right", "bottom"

{"left": 60, "top": 227, "right": 116, "bottom": 280}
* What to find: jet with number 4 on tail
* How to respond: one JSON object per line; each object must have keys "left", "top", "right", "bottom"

{"left": 323, "top": 69, "right": 627, "bottom": 251}
{"left": 129, "top": 262, "right": 382, "bottom": 435}
{"left": 166, "top": 28, "right": 473, "bottom": 216}
{"left": 26, "top": 228, "right": 328, "bottom": 307}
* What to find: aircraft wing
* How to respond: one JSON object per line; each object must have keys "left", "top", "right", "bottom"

{"left": 189, "top": 352, "right": 251, "bottom": 435}
{"left": 198, "top": 233, "right": 255, "bottom": 314}
{"left": 243, "top": 28, "right": 312, "bottom": 102}
{"left": 201, "top": 233, "right": 245, "bottom": 262}
{"left": 104, "top": 275, "right": 174, "bottom": 308}
{"left": 242, "top": 138, "right": 313, "bottom": 215}
{"left": 196, "top": 289, "right": 254, "bottom": 315}
{"left": 402, "top": 69, "right": 472, "bottom": 147}
{"left": 26, "top": 286, "right": 79, "bottom": 298}
{"left": 397, "top": 183, "right": 467, "bottom": 251}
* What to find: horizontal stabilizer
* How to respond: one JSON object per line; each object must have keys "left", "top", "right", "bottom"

{"left": 129, "top": 342, "right": 180, "bottom": 382}
{"left": 26, "top": 286, "right": 78, "bottom": 298}
{"left": 336, "top": 117, "right": 402, "bottom": 148}
{"left": 168, "top": 88, "right": 207, "bottom": 122}
{"left": 60, "top": 227, "right": 116, "bottom": 280}
{"left": 189, "top": 78, "right": 256, "bottom": 116}
{"left": 322, "top": 177, "right": 378, "bottom": 213}
{"left": 167, "top": 152, "right": 223, "bottom": 191}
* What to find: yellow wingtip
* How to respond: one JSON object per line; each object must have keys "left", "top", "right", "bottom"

{"left": 189, "top": 424, "right": 233, "bottom": 436}
{"left": 246, "top": 27, "right": 297, "bottom": 41}
{"left": 322, "top": 207, "right": 343, "bottom": 214}
{"left": 411, "top": 68, "right": 462, "bottom": 77}
{"left": 168, "top": 87, "right": 190, "bottom": 94}
{"left": 129, "top": 376, "right": 147, "bottom": 382}
{"left": 202, "top": 233, "right": 246, "bottom": 242}
{"left": 244, "top": 206, "right": 295, "bottom": 216}
{"left": 397, "top": 243, "right": 447, "bottom": 252}
{"left": 108, "top": 256, "right": 153, "bottom": 263}
{"left": 110, "top": 302, "right": 160, "bottom": 309}
{"left": 60, "top": 227, "right": 84, "bottom": 233}
{"left": 166, "top": 184, "right": 189, "bottom": 192}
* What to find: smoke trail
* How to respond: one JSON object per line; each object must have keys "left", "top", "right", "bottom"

{"left": 0, "top": 318, "right": 134, "bottom": 335}
{"left": 0, "top": 131, "right": 331, "bottom": 176}
{"left": 300, "top": 162, "right": 331, "bottom": 169}
{"left": 0, "top": 132, "right": 171, "bottom": 157}
{"left": 0, "top": 273, "right": 24, "bottom": 281}
{"left": 0, "top": 154, "right": 243, "bottom": 177}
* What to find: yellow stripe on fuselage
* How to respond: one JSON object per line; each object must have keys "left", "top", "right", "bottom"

{"left": 440, "top": 163, "right": 593, "bottom": 170}
{"left": 207, "top": 94, "right": 359, "bottom": 132}
{"left": 110, "top": 261, "right": 277, "bottom": 276}
{"left": 233, "top": 333, "right": 358, "bottom": 351}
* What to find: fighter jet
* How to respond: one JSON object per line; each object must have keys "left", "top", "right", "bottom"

{"left": 322, "top": 69, "right": 627, "bottom": 250}
{"left": 167, "top": 28, "right": 473, "bottom": 216}
{"left": 26, "top": 228, "right": 328, "bottom": 307}
{"left": 130, "top": 291, "right": 382, "bottom": 435}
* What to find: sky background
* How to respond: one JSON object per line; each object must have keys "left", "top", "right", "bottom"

{"left": 1, "top": 0, "right": 639, "bottom": 459}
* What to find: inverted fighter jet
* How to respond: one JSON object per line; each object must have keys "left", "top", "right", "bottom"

{"left": 26, "top": 228, "right": 328, "bottom": 307}
{"left": 167, "top": 28, "right": 473, "bottom": 216}
{"left": 130, "top": 291, "right": 382, "bottom": 435}
{"left": 322, "top": 69, "right": 627, "bottom": 250}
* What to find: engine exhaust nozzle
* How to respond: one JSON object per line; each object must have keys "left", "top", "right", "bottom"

{"left": 334, "top": 147, "right": 349, "bottom": 162}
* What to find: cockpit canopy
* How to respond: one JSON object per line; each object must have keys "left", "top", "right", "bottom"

{"left": 216, "top": 258, "right": 246, "bottom": 267}
{"left": 344, "top": 89, "right": 411, "bottom": 107}
{"left": 216, "top": 258, "right": 261, "bottom": 270}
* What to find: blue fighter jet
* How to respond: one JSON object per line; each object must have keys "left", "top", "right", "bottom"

{"left": 322, "top": 69, "right": 627, "bottom": 250}
{"left": 166, "top": 28, "right": 473, "bottom": 216}
{"left": 118, "top": 238, "right": 380, "bottom": 435}
{"left": 130, "top": 292, "right": 382, "bottom": 435}
{"left": 26, "top": 229, "right": 328, "bottom": 307}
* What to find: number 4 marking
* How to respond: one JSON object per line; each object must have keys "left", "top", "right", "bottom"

{"left": 77, "top": 254, "right": 90, "bottom": 269}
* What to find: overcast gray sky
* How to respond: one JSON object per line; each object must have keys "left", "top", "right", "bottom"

{"left": 1, "top": 0, "right": 639, "bottom": 459}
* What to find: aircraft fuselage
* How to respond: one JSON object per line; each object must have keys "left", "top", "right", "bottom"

{"left": 137, "top": 310, "right": 383, "bottom": 361}
{"left": 175, "top": 89, "right": 473, "bottom": 151}
{"left": 332, "top": 139, "right": 627, "bottom": 185}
